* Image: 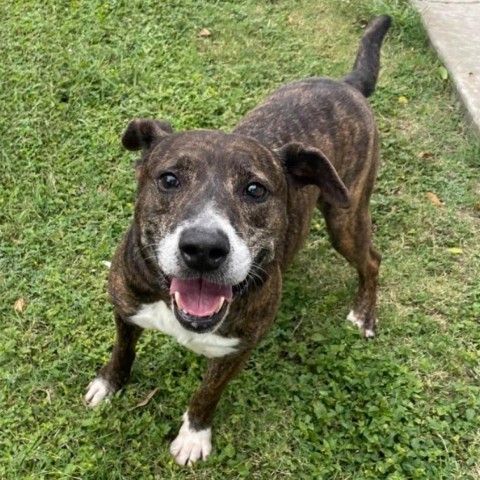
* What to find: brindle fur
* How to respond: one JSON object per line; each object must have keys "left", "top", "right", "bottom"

{"left": 92, "top": 15, "right": 391, "bottom": 449}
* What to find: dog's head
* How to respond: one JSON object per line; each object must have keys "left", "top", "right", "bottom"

{"left": 122, "top": 118, "right": 349, "bottom": 334}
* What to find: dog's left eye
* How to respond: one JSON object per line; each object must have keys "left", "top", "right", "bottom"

{"left": 244, "top": 182, "right": 268, "bottom": 201}
{"left": 158, "top": 173, "right": 181, "bottom": 191}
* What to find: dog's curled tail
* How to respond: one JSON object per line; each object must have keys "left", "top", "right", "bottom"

{"left": 342, "top": 15, "right": 392, "bottom": 98}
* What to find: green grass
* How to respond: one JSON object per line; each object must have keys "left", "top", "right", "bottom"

{"left": 1, "top": 0, "right": 480, "bottom": 478}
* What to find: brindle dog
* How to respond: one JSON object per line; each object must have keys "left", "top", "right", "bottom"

{"left": 85, "top": 15, "right": 391, "bottom": 466}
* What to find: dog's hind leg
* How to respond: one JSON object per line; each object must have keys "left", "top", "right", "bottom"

{"left": 320, "top": 200, "right": 381, "bottom": 338}
{"left": 85, "top": 313, "right": 143, "bottom": 407}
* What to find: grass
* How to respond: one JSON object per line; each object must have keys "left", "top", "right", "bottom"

{"left": 1, "top": 0, "right": 480, "bottom": 478}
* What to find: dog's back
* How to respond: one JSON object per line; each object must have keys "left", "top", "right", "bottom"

{"left": 234, "top": 78, "right": 375, "bottom": 176}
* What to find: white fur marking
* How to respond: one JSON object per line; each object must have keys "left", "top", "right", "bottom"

{"left": 170, "top": 412, "right": 212, "bottom": 466}
{"left": 347, "top": 310, "right": 364, "bottom": 328}
{"left": 364, "top": 329, "right": 375, "bottom": 338}
{"left": 84, "top": 378, "right": 112, "bottom": 407}
{"left": 157, "top": 225, "right": 182, "bottom": 278}
{"left": 129, "top": 300, "right": 240, "bottom": 358}
{"left": 347, "top": 310, "right": 377, "bottom": 338}
{"left": 157, "top": 205, "right": 252, "bottom": 285}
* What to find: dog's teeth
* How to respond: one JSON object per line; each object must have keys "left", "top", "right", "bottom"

{"left": 175, "top": 292, "right": 180, "bottom": 305}
{"left": 215, "top": 297, "right": 225, "bottom": 314}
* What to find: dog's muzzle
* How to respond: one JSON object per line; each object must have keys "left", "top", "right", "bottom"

{"left": 170, "top": 227, "right": 233, "bottom": 333}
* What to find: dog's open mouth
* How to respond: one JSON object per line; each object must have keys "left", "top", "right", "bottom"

{"left": 170, "top": 278, "right": 233, "bottom": 333}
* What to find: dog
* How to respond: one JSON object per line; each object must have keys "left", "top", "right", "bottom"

{"left": 85, "top": 15, "right": 391, "bottom": 466}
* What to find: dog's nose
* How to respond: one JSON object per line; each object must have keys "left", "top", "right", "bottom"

{"left": 179, "top": 228, "right": 230, "bottom": 272}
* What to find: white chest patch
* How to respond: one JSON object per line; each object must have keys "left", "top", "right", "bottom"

{"left": 129, "top": 300, "right": 240, "bottom": 358}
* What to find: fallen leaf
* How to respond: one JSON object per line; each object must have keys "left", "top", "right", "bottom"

{"left": 101, "top": 260, "right": 112, "bottom": 269}
{"left": 14, "top": 298, "right": 25, "bottom": 313}
{"left": 199, "top": 28, "right": 211, "bottom": 37}
{"left": 398, "top": 95, "right": 408, "bottom": 104}
{"left": 418, "top": 151, "right": 433, "bottom": 159}
{"left": 447, "top": 247, "right": 463, "bottom": 255}
{"left": 438, "top": 66, "right": 448, "bottom": 81}
{"left": 129, "top": 387, "right": 159, "bottom": 411}
{"left": 426, "top": 192, "right": 443, "bottom": 207}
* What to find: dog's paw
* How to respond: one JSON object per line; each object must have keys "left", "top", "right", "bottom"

{"left": 347, "top": 310, "right": 376, "bottom": 338}
{"left": 84, "top": 377, "right": 113, "bottom": 407}
{"left": 170, "top": 412, "right": 212, "bottom": 466}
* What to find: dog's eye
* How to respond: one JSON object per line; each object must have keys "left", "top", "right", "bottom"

{"left": 244, "top": 182, "right": 268, "bottom": 201}
{"left": 158, "top": 173, "right": 180, "bottom": 191}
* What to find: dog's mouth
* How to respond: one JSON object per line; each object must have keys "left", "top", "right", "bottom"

{"left": 170, "top": 278, "right": 233, "bottom": 333}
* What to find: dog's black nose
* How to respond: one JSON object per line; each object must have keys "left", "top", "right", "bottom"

{"left": 179, "top": 228, "right": 230, "bottom": 272}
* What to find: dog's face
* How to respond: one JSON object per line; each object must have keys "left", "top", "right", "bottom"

{"left": 122, "top": 119, "right": 349, "bottom": 334}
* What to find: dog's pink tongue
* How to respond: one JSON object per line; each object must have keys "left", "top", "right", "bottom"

{"left": 170, "top": 278, "right": 232, "bottom": 317}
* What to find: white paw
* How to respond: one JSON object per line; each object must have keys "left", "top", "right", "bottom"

{"left": 170, "top": 412, "right": 212, "bottom": 466}
{"left": 364, "top": 328, "right": 376, "bottom": 339}
{"left": 347, "top": 310, "right": 377, "bottom": 338}
{"left": 347, "top": 310, "right": 364, "bottom": 328}
{"left": 84, "top": 377, "right": 112, "bottom": 407}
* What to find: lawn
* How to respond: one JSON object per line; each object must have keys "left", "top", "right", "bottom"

{"left": 1, "top": 0, "right": 480, "bottom": 478}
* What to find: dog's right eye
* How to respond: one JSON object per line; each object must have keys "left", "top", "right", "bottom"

{"left": 158, "top": 173, "right": 181, "bottom": 191}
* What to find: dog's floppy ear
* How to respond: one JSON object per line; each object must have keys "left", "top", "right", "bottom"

{"left": 121, "top": 118, "right": 173, "bottom": 151}
{"left": 277, "top": 142, "right": 350, "bottom": 208}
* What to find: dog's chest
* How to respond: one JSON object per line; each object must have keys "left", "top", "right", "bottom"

{"left": 129, "top": 300, "right": 239, "bottom": 358}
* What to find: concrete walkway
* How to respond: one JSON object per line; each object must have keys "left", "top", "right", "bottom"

{"left": 414, "top": 0, "right": 480, "bottom": 135}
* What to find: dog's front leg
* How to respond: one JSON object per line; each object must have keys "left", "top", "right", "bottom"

{"left": 170, "top": 348, "right": 252, "bottom": 466}
{"left": 85, "top": 313, "right": 143, "bottom": 407}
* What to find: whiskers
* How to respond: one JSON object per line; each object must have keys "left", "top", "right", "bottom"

{"left": 139, "top": 244, "right": 169, "bottom": 289}
{"left": 241, "top": 255, "right": 270, "bottom": 292}
{"left": 140, "top": 242, "right": 159, "bottom": 264}
{"left": 140, "top": 242, "right": 159, "bottom": 253}
{"left": 248, "top": 262, "right": 268, "bottom": 287}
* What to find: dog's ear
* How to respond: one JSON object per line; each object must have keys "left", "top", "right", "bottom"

{"left": 277, "top": 142, "right": 350, "bottom": 208}
{"left": 121, "top": 118, "right": 173, "bottom": 151}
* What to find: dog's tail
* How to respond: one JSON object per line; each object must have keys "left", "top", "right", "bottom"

{"left": 342, "top": 15, "right": 392, "bottom": 98}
